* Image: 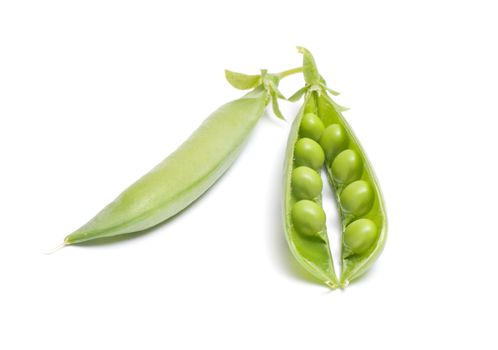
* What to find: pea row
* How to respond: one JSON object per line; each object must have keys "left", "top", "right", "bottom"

{"left": 290, "top": 113, "right": 325, "bottom": 239}
{"left": 291, "top": 112, "right": 379, "bottom": 256}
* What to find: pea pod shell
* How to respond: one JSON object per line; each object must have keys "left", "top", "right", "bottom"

{"left": 282, "top": 94, "right": 338, "bottom": 288}
{"left": 319, "top": 93, "right": 387, "bottom": 286}
{"left": 65, "top": 87, "right": 267, "bottom": 244}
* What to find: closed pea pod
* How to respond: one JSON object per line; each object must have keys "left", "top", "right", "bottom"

{"left": 58, "top": 67, "right": 301, "bottom": 247}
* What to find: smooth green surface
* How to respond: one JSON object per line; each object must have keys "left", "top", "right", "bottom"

{"left": 282, "top": 96, "right": 338, "bottom": 289}
{"left": 294, "top": 138, "right": 325, "bottom": 170}
{"left": 299, "top": 113, "right": 324, "bottom": 141}
{"left": 65, "top": 88, "right": 267, "bottom": 244}
{"left": 340, "top": 180, "right": 374, "bottom": 217}
{"left": 291, "top": 166, "right": 323, "bottom": 200}
{"left": 319, "top": 124, "right": 348, "bottom": 160}
{"left": 343, "top": 219, "right": 378, "bottom": 255}
{"left": 291, "top": 200, "right": 326, "bottom": 237}
{"left": 331, "top": 149, "right": 363, "bottom": 185}
{"left": 65, "top": 65, "right": 304, "bottom": 245}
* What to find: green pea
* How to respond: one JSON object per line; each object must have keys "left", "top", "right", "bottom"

{"left": 291, "top": 200, "right": 326, "bottom": 237}
{"left": 340, "top": 180, "right": 374, "bottom": 217}
{"left": 294, "top": 138, "right": 325, "bottom": 170}
{"left": 319, "top": 124, "right": 348, "bottom": 160}
{"left": 299, "top": 113, "right": 325, "bottom": 141}
{"left": 331, "top": 149, "right": 363, "bottom": 184}
{"left": 343, "top": 219, "right": 378, "bottom": 255}
{"left": 292, "top": 166, "right": 323, "bottom": 200}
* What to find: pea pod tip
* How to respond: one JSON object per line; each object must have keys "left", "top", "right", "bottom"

{"left": 325, "top": 280, "right": 339, "bottom": 290}
{"left": 340, "top": 280, "right": 350, "bottom": 289}
{"left": 43, "top": 242, "right": 67, "bottom": 255}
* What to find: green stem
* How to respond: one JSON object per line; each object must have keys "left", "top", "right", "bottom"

{"left": 276, "top": 67, "right": 302, "bottom": 79}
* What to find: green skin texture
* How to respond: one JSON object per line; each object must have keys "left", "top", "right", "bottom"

{"left": 65, "top": 87, "right": 267, "bottom": 244}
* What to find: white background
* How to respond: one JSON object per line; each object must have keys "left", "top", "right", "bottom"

{"left": 1, "top": 0, "right": 497, "bottom": 348}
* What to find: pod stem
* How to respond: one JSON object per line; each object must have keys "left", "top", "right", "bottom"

{"left": 275, "top": 67, "right": 302, "bottom": 79}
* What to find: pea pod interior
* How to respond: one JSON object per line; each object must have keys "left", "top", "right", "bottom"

{"left": 283, "top": 91, "right": 387, "bottom": 288}
{"left": 318, "top": 93, "right": 387, "bottom": 286}
{"left": 282, "top": 92, "right": 338, "bottom": 288}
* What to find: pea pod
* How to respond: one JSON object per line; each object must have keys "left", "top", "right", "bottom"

{"left": 60, "top": 67, "right": 300, "bottom": 246}
{"left": 283, "top": 47, "right": 387, "bottom": 288}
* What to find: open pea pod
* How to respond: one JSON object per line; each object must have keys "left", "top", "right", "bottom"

{"left": 60, "top": 67, "right": 300, "bottom": 247}
{"left": 283, "top": 47, "right": 387, "bottom": 288}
